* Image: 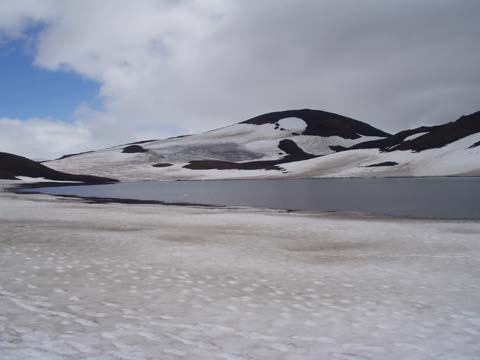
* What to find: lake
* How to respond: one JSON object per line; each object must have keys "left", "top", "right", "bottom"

{"left": 20, "top": 177, "right": 480, "bottom": 219}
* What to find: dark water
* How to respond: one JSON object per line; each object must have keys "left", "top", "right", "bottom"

{"left": 22, "top": 178, "right": 480, "bottom": 219}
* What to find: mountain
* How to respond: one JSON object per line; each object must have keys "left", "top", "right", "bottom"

{"left": 0, "top": 152, "right": 117, "bottom": 183}
{"left": 335, "top": 111, "right": 480, "bottom": 153}
{"left": 45, "top": 109, "right": 480, "bottom": 180}
{"left": 240, "top": 109, "right": 390, "bottom": 138}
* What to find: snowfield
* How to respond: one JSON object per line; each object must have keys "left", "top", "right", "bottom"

{"left": 48, "top": 132, "right": 480, "bottom": 180}
{"left": 1, "top": 181, "right": 480, "bottom": 359}
{"left": 46, "top": 118, "right": 387, "bottom": 181}
{"left": 283, "top": 132, "right": 480, "bottom": 178}
{"left": 45, "top": 110, "right": 480, "bottom": 181}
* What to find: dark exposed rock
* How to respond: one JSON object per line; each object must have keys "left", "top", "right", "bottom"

{"left": 329, "top": 145, "right": 347, "bottom": 152}
{"left": 184, "top": 160, "right": 281, "bottom": 171}
{"left": 345, "top": 127, "right": 434, "bottom": 152}
{"left": 242, "top": 109, "right": 390, "bottom": 139}
{"left": 469, "top": 140, "right": 480, "bottom": 149}
{"left": 366, "top": 161, "right": 399, "bottom": 167}
{"left": 122, "top": 145, "right": 148, "bottom": 153}
{"left": 0, "top": 169, "right": 18, "bottom": 180}
{"left": 0, "top": 152, "right": 117, "bottom": 183}
{"left": 152, "top": 163, "right": 173, "bottom": 168}
{"left": 124, "top": 139, "right": 156, "bottom": 145}
{"left": 166, "top": 134, "right": 191, "bottom": 140}
{"left": 346, "top": 111, "right": 480, "bottom": 153}
{"left": 278, "top": 139, "right": 310, "bottom": 156}
{"left": 278, "top": 139, "right": 316, "bottom": 162}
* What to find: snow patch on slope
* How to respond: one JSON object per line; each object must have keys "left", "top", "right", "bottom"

{"left": 276, "top": 117, "right": 307, "bottom": 132}
{"left": 403, "top": 132, "right": 428, "bottom": 142}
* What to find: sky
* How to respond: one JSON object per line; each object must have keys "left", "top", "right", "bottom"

{"left": 0, "top": 0, "right": 479, "bottom": 160}
{"left": 0, "top": 31, "right": 100, "bottom": 120}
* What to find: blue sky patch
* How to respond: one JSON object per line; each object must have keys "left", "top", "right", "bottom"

{"left": 0, "top": 35, "right": 101, "bottom": 120}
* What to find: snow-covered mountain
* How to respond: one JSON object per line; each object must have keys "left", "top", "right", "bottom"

{"left": 46, "top": 109, "right": 480, "bottom": 180}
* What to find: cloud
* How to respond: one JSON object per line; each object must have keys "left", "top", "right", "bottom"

{"left": 0, "top": 0, "right": 479, "bottom": 159}
{"left": 0, "top": 117, "right": 90, "bottom": 160}
{"left": 0, "top": 0, "right": 54, "bottom": 40}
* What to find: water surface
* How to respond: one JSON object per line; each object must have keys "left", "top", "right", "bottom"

{"left": 23, "top": 178, "right": 480, "bottom": 219}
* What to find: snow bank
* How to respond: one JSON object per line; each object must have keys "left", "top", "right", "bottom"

{"left": 1, "top": 185, "right": 480, "bottom": 359}
{"left": 14, "top": 176, "right": 83, "bottom": 183}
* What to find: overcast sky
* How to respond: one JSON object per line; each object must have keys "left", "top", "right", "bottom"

{"left": 0, "top": 0, "right": 479, "bottom": 159}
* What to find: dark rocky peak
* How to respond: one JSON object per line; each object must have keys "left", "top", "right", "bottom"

{"left": 241, "top": 109, "right": 391, "bottom": 139}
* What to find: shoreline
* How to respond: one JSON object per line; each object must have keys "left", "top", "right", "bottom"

{"left": 9, "top": 178, "right": 480, "bottom": 222}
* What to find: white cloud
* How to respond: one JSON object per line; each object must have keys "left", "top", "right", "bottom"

{"left": 0, "top": 117, "right": 90, "bottom": 160}
{"left": 0, "top": 0, "right": 54, "bottom": 40}
{"left": 0, "top": 0, "right": 479, "bottom": 159}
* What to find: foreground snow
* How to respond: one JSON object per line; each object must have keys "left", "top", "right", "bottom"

{"left": 1, "top": 182, "right": 480, "bottom": 359}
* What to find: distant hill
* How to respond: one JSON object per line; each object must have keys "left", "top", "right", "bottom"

{"left": 0, "top": 152, "right": 117, "bottom": 183}
{"left": 44, "top": 109, "right": 480, "bottom": 180}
